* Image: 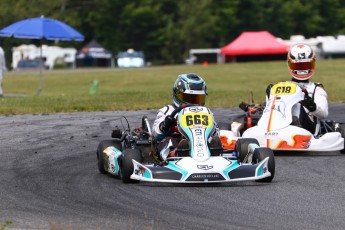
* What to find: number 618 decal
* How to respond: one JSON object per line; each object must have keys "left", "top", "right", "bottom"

{"left": 180, "top": 113, "right": 212, "bottom": 128}
{"left": 271, "top": 82, "right": 297, "bottom": 95}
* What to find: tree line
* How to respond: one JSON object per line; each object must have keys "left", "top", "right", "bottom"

{"left": 0, "top": 0, "right": 344, "bottom": 66}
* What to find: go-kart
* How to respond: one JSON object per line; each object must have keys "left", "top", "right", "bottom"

{"left": 220, "top": 81, "right": 345, "bottom": 153}
{"left": 96, "top": 104, "right": 275, "bottom": 183}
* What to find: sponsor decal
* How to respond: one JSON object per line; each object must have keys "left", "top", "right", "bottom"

{"left": 134, "top": 165, "right": 146, "bottom": 176}
{"left": 196, "top": 140, "right": 204, "bottom": 148}
{"left": 196, "top": 148, "right": 205, "bottom": 157}
{"left": 197, "top": 165, "right": 213, "bottom": 170}
{"left": 296, "top": 44, "right": 305, "bottom": 49}
{"left": 111, "top": 164, "right": 116, "bottom": 173}
{"left": 189, "top": 107, "right": 203, "bottom": 112}
{"left": 196, "top": 135, "right": 203, "bottom": 140}
{"left": 186, "top": 173, "right": 225, "bottom": 181}
{"left": 192, "top": 174, "right": 218, "bottom": 179}
{"left": 272, "top": 101, "right": 286, "bottom": 118}
{"left": 194, "top": 138, "right": 206, "bottom": 158}
{"left": 298, "top": 53, "right": 306, "bottom": 59}
{"left": 263, "top": 166, "right": 267, "bottom": 174}
{"left": 195, "top": 129, "right": 202, "bottom": 135}
{"left": 265, "top": 132, "right": 279, "bottom": 137}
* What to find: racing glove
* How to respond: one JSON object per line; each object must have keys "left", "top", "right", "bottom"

{"left": 239, "top": 101, "right": 249, "bottom": 112}
{"left": 300, "top": 97, "right": 317, "bottom": 112}
{"left": 266, "top": 83, "right": 273, "bottom": 98}
{"left": 159, "top": 115, "right": 176, "bottom": 133}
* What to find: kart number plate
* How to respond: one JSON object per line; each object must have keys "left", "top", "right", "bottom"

{"left": 271, "top": 82, "right": 296, "bottom": 95}
{"left": 180, "top": 113, "right": 213, "bottom": 128}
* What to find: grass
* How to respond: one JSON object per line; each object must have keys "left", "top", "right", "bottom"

{"left": 0, "top": 220, "right": 12, "bottom": 230}
{"left": 1, "top": 59, "right": 345, "bottom": 115}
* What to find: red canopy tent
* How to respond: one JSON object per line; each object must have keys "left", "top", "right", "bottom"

{"left": 221, "top": 31, "right": 289, "bottom": 61}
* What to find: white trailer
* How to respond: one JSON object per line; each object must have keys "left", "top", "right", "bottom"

{"left": 12, "top": 44, "right": 77, "bottom": 70}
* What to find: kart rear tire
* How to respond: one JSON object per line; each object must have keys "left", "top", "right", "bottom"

{"left": 120, "top": 149, "right": 142, "bottom": 183}
{"left": 339, "top": 124, "right": 345, "bottom": 154}
{"left": 235, "top": 138, "right": 259, "bottom": 163}
{"left": 209, "top": 136, "right": 223, "bottom": 156}
{"left": 253, "top": 147, "right": 275, "bottom": 183}
{"left": 97, "top": 139, "right": 123, "bottom": 174}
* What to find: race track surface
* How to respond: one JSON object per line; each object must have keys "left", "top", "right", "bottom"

{"left": 1, "top": 104, "right": 345, "bottom": 230}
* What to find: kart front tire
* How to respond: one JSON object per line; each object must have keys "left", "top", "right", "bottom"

{"left": 253, "top": 147, "right": 275, "bottom": 183}
{"left": 235, "top": 138, "right": 259, "bottom": 163}
{"left": 209, "top": 136, "right": 223, "bottom": 156}
{"left": 339, "top": 124, "right": 345, "bottom": 154}
{"left": 97, "top": 139, "right": 123, "bottom": 174}
{"left": 120, "top": 149, "right": 142, "bottom": 183}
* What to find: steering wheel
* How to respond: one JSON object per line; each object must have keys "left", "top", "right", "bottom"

{"left": 165, "top": 104, "right": 194, "bottom": 132}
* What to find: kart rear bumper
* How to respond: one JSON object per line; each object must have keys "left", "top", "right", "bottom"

{"left": 243, "top": 126, "right": 344, "bottom": 151}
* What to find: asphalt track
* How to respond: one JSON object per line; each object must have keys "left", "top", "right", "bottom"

{"left": 1, "top": 104, "right": 345, "bottom": 230}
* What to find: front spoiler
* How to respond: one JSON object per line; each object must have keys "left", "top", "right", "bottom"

{"left": 130, "top": 156, "right": 271, "bottom": 183}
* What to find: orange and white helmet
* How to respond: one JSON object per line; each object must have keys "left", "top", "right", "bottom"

{"left": 287, "top": 43, "right": 316, "bottom": 81}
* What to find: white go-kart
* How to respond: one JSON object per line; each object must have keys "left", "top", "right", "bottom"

{"left": 220, "top": 81, "right": 345, "bottom": 153}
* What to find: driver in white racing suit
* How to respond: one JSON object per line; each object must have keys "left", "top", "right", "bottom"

{"left": 152, "top": 73, "right": 208, "bottom": 161}
{"left": 266, "top": 43, "right": 328, "bottom": 134}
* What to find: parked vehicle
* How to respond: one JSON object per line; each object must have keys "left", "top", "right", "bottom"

{"left": 117, "top": 49, "right": 145, "bottom": 68}
{"left": 12, "top": 44, "right": 77, "bottom": 70}
{"left": 15, "top": 58, "right": 48, "bottom": 71}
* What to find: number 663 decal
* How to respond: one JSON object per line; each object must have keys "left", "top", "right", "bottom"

{"left": 180, "top": 113, "right": 213, "bottom": 128}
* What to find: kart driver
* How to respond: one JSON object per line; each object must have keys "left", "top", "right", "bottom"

{"left": 152, "top": 73, "right": 208, "bottom": 161}
{"left": 266, "top": 43, "right": 328, "bottom": 134}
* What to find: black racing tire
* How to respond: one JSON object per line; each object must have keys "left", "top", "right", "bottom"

{"left": 235, "top": 138, "right": 259, "bottom": 163}
{"left": 120, "top": 149, "right": 142, "bottom": 183}
{"left": 209, "top": 136, "right": 223, "bottom": 156}
{"left": 339, "top": 124, "right": 345, "bottom": 154}
{"left": 97, "top": 139, "right": 122, "bottom": 174}
{"left": 253, "top": 147, "right": 275, "bottom": 183}
{"left": 217, "top": 122, "right": 231, "bottom": 131}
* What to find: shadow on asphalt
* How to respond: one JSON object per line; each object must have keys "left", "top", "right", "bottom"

{"left": 273, "top": 150, "right": 343, "bottom": 157}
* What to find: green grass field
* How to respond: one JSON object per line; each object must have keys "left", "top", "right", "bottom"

{"left": 1, "top": 59, "right": 344, "bottom": 115}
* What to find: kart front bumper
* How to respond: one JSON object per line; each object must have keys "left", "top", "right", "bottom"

{"left": 130, "top": 156, "right": 271, "bottom": 183}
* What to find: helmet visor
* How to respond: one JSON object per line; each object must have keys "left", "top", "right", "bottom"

{"left": 176, "top": 92, "right": 206, "bottom": 105}
{"left": 288, "top": 59, "right": 315, "bottom": 71}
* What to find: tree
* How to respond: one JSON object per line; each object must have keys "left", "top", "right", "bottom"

{"left": 1, "top": 0, "right": 345, "bottom": 65}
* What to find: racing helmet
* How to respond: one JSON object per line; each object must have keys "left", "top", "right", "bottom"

{"left": 287, "top": 43, "right": 316, "bottom": 81}
{"left": 172, "top": 73, "right": 207, "bottom": 107}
